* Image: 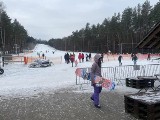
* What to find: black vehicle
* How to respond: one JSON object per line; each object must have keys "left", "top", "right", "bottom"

{"left": 29, "top": 59, "right": 53, "bottom": 68}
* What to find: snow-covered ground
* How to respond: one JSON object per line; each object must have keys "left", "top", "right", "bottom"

{"left": 0, "top": 44, "right": 159, "bottom": 98}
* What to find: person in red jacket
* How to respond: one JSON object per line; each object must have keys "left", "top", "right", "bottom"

{"left": 78, "top": 53, "right": 82, "bottom": 63}
{"left": 70, "top": 54, "right": 75, "bottom": 67}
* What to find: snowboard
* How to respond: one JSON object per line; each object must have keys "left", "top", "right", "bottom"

{"left": 94, "top": 76, "right": 115, "bottom": 90}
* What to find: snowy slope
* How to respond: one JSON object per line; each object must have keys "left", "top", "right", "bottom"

{"left": 0, "top": 44, "right": 93, "bottom": 97}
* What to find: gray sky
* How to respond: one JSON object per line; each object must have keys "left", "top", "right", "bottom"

{"left": 3, "top": 0, "right": 159, "bottom": 40}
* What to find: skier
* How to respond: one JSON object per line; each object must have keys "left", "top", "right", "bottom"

{"left": 90, "top": 54, "right": 102, "bottom": 108}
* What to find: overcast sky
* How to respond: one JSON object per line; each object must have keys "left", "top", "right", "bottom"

{"left": 2, "top": 0, "right": 159, "bottom": 40}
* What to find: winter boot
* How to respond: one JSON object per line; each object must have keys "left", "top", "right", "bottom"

{"left": 94, "top": 104, "right": 101, "bottom": 108}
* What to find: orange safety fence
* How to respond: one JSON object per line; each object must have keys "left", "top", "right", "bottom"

{"left": 102, "top": 53, "right": 160, "bottom": 62}
{"left": 2, "top": 56, "right": 63, "bottom": 64}
{"left": 137, "top": 54, "right": 160, "bottom": 60}
{"left": 26, "top": 56, "right": 62, "bottom": 64}
{"left": 2, "top": 54, "right": 160, "bottom": 64}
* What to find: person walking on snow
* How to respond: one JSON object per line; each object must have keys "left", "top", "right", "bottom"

{"left": 86, "top": 54, "right": 89, "bottom": 61}
{"left": 78, "top": 53, "right": 82, "bottom": 63}
{"left": 66, "top": 53, "right": 70, "bottom": 64}
{"left": 147, "top": 53, "right": 151, "bottom": 61}
{"left": 90, "top": 54, "right": 102, "bottom": 108}
{"left": 132, "top": 54, "right": 138, "bottom": 65}
{"left": 81, "top": 53, "right": 84, "bottom": 62}
{"left": 118, "top": 54, "right": 123, "bottom": 66}
{"left": 89, "top": 53, "right": 91, "bottom": 60}
{"left": 70, "top": 54, "right": 75, "bottom": 67}
{"left": 64, "top": 53, "right": 67, "bottom": 63}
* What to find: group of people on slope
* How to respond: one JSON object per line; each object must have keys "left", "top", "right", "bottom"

{"left": 64, "top": 52, "right": 92, "bottom": 67}
{"left": 64, "top": 53, "right": 76, "bottom": 67}
{"left": 118, "top": 53, "right": 138, "bottom": 66}
{"left": 37, "top": 52, "right": 46, "bottom": 59}
{"left": 78, "top": 53, "right": 91, "bottom": 63}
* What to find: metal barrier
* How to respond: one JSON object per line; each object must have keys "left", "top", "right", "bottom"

{"left": 101, "top": 67, "right": 115, "bottom": 81}
{"left": 2, "top": 56, "right": 24, "bottom": 63}
{"left": 114, "top": 65, "right": 144, "bottom": 85}
{"left": 143, "top": 64, "right": 160, "bottom": 76}
{"left": 75, "top": 67, "right": 115, "bottom": 86}
{"left": 75, "top": 67, "right": 91, "bottom": 87}
{"left": 75, "top": 64, "right": 160, "bottom": 87}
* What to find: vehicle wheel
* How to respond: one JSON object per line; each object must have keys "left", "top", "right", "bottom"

{"left": 0, "top": 69, "right": 4, "bottom": 74}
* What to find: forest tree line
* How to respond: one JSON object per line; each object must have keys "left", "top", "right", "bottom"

{"left": 1, "top": 0, "right": 160, "bottom": 54}
{"left": 0, "top": 1, "right": 37, "bottom": 54}
{"left": 48, "top": 0, "right": 160, "bottom": 54}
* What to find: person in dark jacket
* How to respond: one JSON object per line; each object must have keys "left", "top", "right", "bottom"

{"left": 81, "top": 53, "right": 84, "bottom": 62}
{"left": 90, "top": 54, "right": 102, "bottom": 108}
{"left": 89, "top": 53, "right": 91, "bottom": 60}
{"left": 118, "top": 54, "right": 123, "bottom": 66}
{"left": 86, "top": 54, "right": 89, "bottom": 61}
{"left": 147, "top": 53, "right": 151, "bottom": 61}
{"left": 132, "top": 54, "right": 138, "bottom": 65}
{"left": 66, "top": 53, "right": 70, "bottom": 64}
{"left": 64, "top": 53, "right": 67, "bottom": 63}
